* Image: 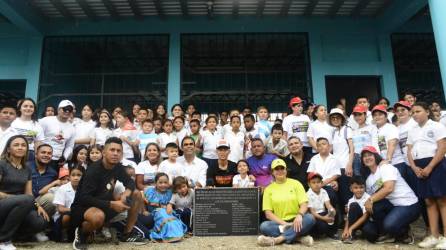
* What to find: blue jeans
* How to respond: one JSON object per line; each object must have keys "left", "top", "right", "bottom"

{"left": 259, "top": 214, "right": 315, "bottom": 244}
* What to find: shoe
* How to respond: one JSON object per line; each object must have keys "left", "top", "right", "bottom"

{"left": 419, "top": 235, "right": 440, "bottom": 248}
{"left": 35, "top": 232, "right": 49, "bottom": 242}
{"left": 119, "top": 231, "right": 148, "bottom": 245}
{"left": 376, "top": 234, "right": 395, "bottom": 244}
{"left": 257, "top": 235, "right": 275, "bottom": 247}
{"left": 328, "top": 232, "right": 340, "bottom": 240}
{"left": 435, "top": 236, "right": 446, "bottom": 249}
{"left": 398, "top": 231, "right": 415, "bottom": 245}
{"left": 342, "top": 236, "right": 353, "bottom": 244}
{"left": 73, "top": 227, "right": 88, "bottom": 250}
{"left": 101, "top": 227, "right": 112, "bottom": 239}
{"left": 0, "top": 241, "right": 16, "bottom": 250}
{"left": 298, "top": 235, "right": 314, "bottom": 247}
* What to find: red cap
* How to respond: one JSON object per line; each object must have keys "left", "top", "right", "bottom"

{"left": 289, "top": 96, "right": 303, "bottom": 107}
{"left": 352, "top": 105, "right": 367, "bottom": 114}
{"left": 372, "top": 105, "right": 387, "bottom": 114}
{"left": 361, "top": 146, "right": 379, "bottom": 155}
{"left": 58, "top": 167, "right": 69, "bottom": 179}
{"left": 393, "top": 100, "right": 411, "bottom": 110}
{"left": 307, "top": 172, "right": 323, "bottom": 181}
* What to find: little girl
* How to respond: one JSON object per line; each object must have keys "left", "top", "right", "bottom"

{"left": 232, "top": 160, "right": 255, "bottom": 188}
{"left": 88, "top": 144, "right": 103, "bottom": 163}
{"left": 224, "top": 115, "right": 245, "bottom": 163}
{"left": 158, "top": 119, "right": 178, "bottom": 159}
{"left": 173, "top": 116, "right": 189, "bottom": 148}
{"left": 307, "top": 105, "right": 332, "bottom": 153}
{"left": 144, "top": 173, "right": 187, "bottom": 242}
{"left": 167, "top": 176, "right": 194, "bottom": 233}
{"left": 89, "top": 110, "right": 113, "bottom": 146}
{"left": 67, "top": 145, "right": 88, "bottom": 170}
{"left": 201, "top": 116, "right": 223, "bottom": 166}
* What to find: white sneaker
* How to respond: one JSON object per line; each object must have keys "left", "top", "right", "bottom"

{"left": 0, "top": 241, "right": 16, "bottom": 250}
{"left": 101, "top": 227, "right": 112, "bottom": 239}
{"left": 298, "top": 235, "right": 314, "bottom": 247}
{"left": 257, "top": 235, "right": 275, "bottom": 246}
{"left": 35, "top": 232, "right": 49, "bottom": 242}
{"left": 419, "top": 235, "right": 440, "bottom": 248}
{"left": 435, "top": 236, "right": 446, "bottom": 249}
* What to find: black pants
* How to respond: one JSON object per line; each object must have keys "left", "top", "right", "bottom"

{"left": 311, "top": 211, "right": 337, "bottom": 237}
{"left": 347, "top": 202, "right": 364, "bottom": 231}
{"left": 176, "top": 208, "right": 192, "bottom": 232}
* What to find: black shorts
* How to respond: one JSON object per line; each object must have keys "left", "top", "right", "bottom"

{"left": 70, "top": 205, "right": 118, "bottom": 228}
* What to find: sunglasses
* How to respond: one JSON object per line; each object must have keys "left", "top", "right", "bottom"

{"left": 62, "top": 106, "right": 73, "bottom": 113}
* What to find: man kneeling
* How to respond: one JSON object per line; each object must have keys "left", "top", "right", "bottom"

{"left": 70, "top": 137, "right": 146, "bottom": 250}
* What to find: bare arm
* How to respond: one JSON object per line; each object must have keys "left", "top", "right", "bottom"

{"left": 386, "top": 139, "right": 398, "bottom": 162}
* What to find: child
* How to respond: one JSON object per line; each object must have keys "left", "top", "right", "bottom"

{"left": 265, "top": 124, "right": 289, "bottom": 158}
{"left": 307, "top": 172, "right": 337, "bottom": 238}
{"left": 136, "top": 119, "right": 159, "bottom": 158}
{"left": 158, "top": 143, "right": 183, "bottom": 183}
{"left": 67, "top": 145, "right": 88, "bottom": 170}
{"left": 52, "top": 166, "right": 83, "bottom": 242}
{"left": 158, "top": 119, "right": 178, "bottom": 159}
{"left": 144, "top": 173, "right": 187, "bottom": 242}
{"left": 282, "top": 96, "right": 311, "bottom": 154}
{"left": 88, "top": 144, "right": 103, "bottom": 163}
{"left": 307, "top": 137, "right": 341, "bottom": 207}
{"left": 224, "top": 115, "right": 245, "bottom": 163}
{"left": 307, "top": 105, "right": 332, "bottom": 153}
{"left": 342, "top": 176, "right": 370, "bottom": 244}
{"left": 201, "top": 116, "right": 223, "bottom": 166}
{"left": 189, "top": 119, "right": 202, "bottom": 157}
{"left": 135, "top": 108, "right": 149, "bottom": 131}
{"left": 113, "top": 111, "right": 139, "bottom": 161}
{"left": 173, "top": 116, "right": 189, "bottom": 147}
{"left": 232, "top": 160, "right": 255, "bottom": 188}
{"left": 167, "top": 176, "right": 194, "bottom": 233}
{"left": 244, "top": 114, "right": 266, "bottom": 159}
{"left": 89, "top": 110, "right": 113, "bottom": 146}
{"left": 153, "top": 117, "right": 163, "bottom": 134}
{"left": 255, "top": 106, "right": 273, "bottom": 138}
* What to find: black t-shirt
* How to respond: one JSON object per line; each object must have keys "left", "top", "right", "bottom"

{"left": 0, "top": 160, "right": 31, "bottom": 195}
{"left": 282, "top": 153, "right": 311, "bottom": 191}
{"left": 206, "top": 159, "right": 237, "bottom": 187}
{"left": 71, "top": 161, "right": 135, "bottom": 211}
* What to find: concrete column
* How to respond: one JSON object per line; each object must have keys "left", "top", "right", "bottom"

{"left": 167, "top": 32, "right": 181, "bottom": 115}
{"left": 428, "top": 0, "right": 446, "bottom": 101}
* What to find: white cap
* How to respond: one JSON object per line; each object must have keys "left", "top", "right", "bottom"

{"left": 216, "top": 139, "right": 230, "bottom": 149}
{"left": 58, "top": 100, "right": 75, "bottom": 109}
{"left": 329, "top": 108, "right": 344, "bottom": 116}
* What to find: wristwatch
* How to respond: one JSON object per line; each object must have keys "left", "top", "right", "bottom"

{"left": 34, "top": 201, "right": 40, "bottom": 209}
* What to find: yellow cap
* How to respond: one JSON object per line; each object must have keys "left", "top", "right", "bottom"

{"left": 271, "top": 159, "right": 287, "bottom": 170}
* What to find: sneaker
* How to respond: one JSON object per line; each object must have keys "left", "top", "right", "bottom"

{"left": 34, "top": 232, "right": 49, "bottom": 242}
{"left": 298, "top": 235, "right": 314, "bottom": 247}
{"left": 398, "top": 231, "right": 415, "bottom": 245}
{"left": 419, "top": 235, "right": 440, "bottom": 248}
{"left": 376, "top": 234, "right": 395, "bottom": 244}
{"left": 73, "top": 227, "right": 88, "bottom": 250}
{"left": 119, "top": 231, "right": 148, "bottom": 245}
{"left": 435, "top": 236, "right": 446, "bottom": 249}
{"left": 101, "top": 227, "right": 112, "bottom": 239}
{"left": 0, "top": 241, "right": 16, "bottom": 250}
{"left": 342, "top": 236, "right": 353, "bottom": 244}
{"left": 257, "top": 235, "right": 275, "bottom": 247}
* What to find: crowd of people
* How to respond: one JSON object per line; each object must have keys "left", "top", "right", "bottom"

{"left": 0, "top": 92, "right": 446, "bottom": 250}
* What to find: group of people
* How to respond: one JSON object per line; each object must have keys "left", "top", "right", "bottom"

{"left": 0, "top": 92, "right": 446, "bottom": 250}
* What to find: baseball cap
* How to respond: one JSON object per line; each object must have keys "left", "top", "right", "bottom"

{"left": 393, "top": 100, "right": 411, "bottom": 110}
{"left": 271, "top": 158, "right": 287, "bottom": 170}
{"left": 361, "top": 146, "right": 379, "bottom": 155}
{"left": 289, "top": 96, "right": 303, "bottom": 107}
{"left": 329, "top": 108, "right": 345, "bottom": 117}
{"left": 352, "top": 105, "right": 367, "bottom": 114}
{"left": 58, "top": 167, "right": 69, "bottom": 179}
{"left": 216, "top": 139, "right": 230, "bottom": 149}
{"left": 58, "top": 100, "right": 75, "bottom": 109}
{"left": 372, "top": 105, "right": 387, "bottom": 115}
{"left": 307, "top": 172, "right": 323, "bottom": 181}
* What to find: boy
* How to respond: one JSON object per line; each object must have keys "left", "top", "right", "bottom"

{"left": 307, "top": 137, "right": 341, "bottom": 207}
{"left": 255, "top": 106, "right": 272, "bottom": 138}
{"left": 135, "top": 108, "right": 149, "bottom": 131}
{"left": 265, "top": 124, "right": 289, "bottom": 158}
{"left": 152, "top": 117, "right": 162, "bottom": 134}
{"left": 225, "top": 115, "right": 245, "bottom": 163}
{"left": 307, "top": 172, "right": 337, "bottom": 238}
{"left": 342, "top": 176, "right": 370, "bottom": 244}
{"left": 189, "top": 119, "right": 202, "bottom": 157}
{"left": 282, "top": 96, "right": 311, "bottom": 154}
{"left": 244, "top": 114, "right": 266, "bottom": 159}
{"left": 136, "top": 119, "right": 158, "bottom": 158}
{"left": 158, "top": 142, "right": 183, "bottom": 183}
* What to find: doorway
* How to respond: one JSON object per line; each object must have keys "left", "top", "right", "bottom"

{"left": 0, "top": 80, "right": 26, "bottom": 107}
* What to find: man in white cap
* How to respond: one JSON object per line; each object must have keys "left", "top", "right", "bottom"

{"left": 206, "top": 139, "right": 237, "bottom": 187}
{"left": 39, "top": 100, "right": 76, "bottom": 171}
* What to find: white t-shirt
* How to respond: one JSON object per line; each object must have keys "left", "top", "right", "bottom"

{"left": 224, "top": 129, "right": 245, "bottom": 163}
{"left": 89, "top": 127, "right": 113, "bottom": 146}
{"left": 113, "top": 128, "right": 138, "bottom": 159}
{"left": 244, "top": 127, "right": 266, "bottom": 159}
{"left": 73, "top": 119, "right": 95, "bottom": 144}
{"left": 52, "top": 182, "right": 76, "bottom": 221}
{"left": 352, "top": 125, "right": 378, "bottom": 154}
{"left": 11, "top": 118, "right": 44, "bottom": 150}
{"left": 178, "top": 156, "right": 208, "bottom": 187}
{"left": 306, "top": 188, "right": 330, "bottom": 214}
{"left": 39, "top": 116, "right": 76, "bottom": 160}
{"left": 397, "top": 118, "right": 417, "bottom": 163}
{"left": 282, "top": 114, "right": 311, "bottom": 146}
{"left": 158, "top": 159, "right": 183, "bottom": 183}
{"left": 0, "top": 126, "right": 18, "bottom": 154}
{"left": 135, "top": 160, "right": 159, "bottom": 186}
{"left": 366, "top": 164, "right": 418, "bottom": 206}
{"left": 347, "top": 192, "right": 370, "bottom": 213}
{"left": 348, "top": 111, "right": 373, "bottom": 130}
{"left": 331, "top": 126, "right": 352, "bottom": 168}
{"left": 407, "top": 119, "right": 446, "bottom": 160}
{"left": 158, "top": 132, "right": 177, "bottom": 158}
{"left": 307, "top": 120, "right": 333, "bottom": 146}
{"left": 375, "top": 123, "right": 404, "bottom": 165}
{"left": 232, "top": 174, "right": 253, "bottom": 188}
{"left": 174, "top": 128, "right": 189, "bottom": 148}
{"left": 201, "top": 129, "right": 223, "bottom": 159}
{"left": 307, "top": 154, "right": 341, "bottom": 181}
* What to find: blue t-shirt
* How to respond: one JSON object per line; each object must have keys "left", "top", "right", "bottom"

{"left": 138, "top": 132, "right": 159, "bottom": 156}
{"left": 30, "top": 162, "right": 58, "bottom": 197}
{"left": 247, "top": 153, "right": 277, "bottom": 188}
{"left": 257, "top": 120, "right": 273, "bottom": 138}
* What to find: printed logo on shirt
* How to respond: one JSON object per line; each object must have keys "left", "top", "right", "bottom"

{"left": 215, "top": 175, "right": 234, "bottom": 186}
{"left": 291, "top": 122, "right": 309, "bottom": 133}
{"left": 378, "top": 135, "right": 387, "bottom": 152}
{"left": 427, "top": 130, "right": 434, "bottom": 138}
{"left": 369, "top": 178, "right": 384, "bottom": 194}
{"left": 399, "top": 131, "right": 408, "bottom": 149}
{"left": 15, "top": 128, "right": 37, "bottom": 145}
{"left": 52, "top": 131, "right": 65, "bottom": 145}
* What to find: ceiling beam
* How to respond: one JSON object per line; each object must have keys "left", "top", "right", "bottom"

{"left": 0, "top": 0, "right": 47, "bottom": 34}
{"left": 280, "top": 0, "right": 292, "bottom": 16}
{"left": 256, "top": 0, "right": 265, "bottom": 17}
{"left": 304, "top": 0, "right": 319, "bottom": 16}
{"left": 351, "top": 0, "right": 372, "bottom": 17}
{"left": 49, "top": 0, "right": 74, "bottom": 20}
{"left": 153, "top": 0, "right": 165, "bottom": 18}
{"left": 76, "top": 0, "right": 97, "bottom": 20}
{"left": 329, "top": 0, "right": 344, "bottom": 17}
{"left": 127, "top": 0, "right": 143, "bottom": 20}
{"left": 233, "top": 0, "right": 239, "bottom": 18}
{"left": 376, "top": 0, "right": 428, "bottom": 31}
{"left": 102, "top": 0, "right": 120, "bottom": 20}
{"left": 180, "top": 0, "right": 189, "bottom": 18}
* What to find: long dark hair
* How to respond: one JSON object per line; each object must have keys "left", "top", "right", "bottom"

{"left": 144, "top": 142, "right": 161, "bottom": 163}
{"left": 96, "top": 109, "right": 114, "bottom": 129}
{"left": 17, "top": 98, "right": 38, "bottom": 122}
{"left": 69, "top": 145, "right": 88, "bottom": 168}
{"left": 0, "top": 135, "right": 29, "bottom": 167}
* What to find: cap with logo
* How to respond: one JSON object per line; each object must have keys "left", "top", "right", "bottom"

{"left": 58, "top": 100, "right": 75, "bottom": 109}
{"left": 216, "top": 139, "right": 230, "bottom": 149}
{"left": 289, "top": 96, "right": 303, "bottom": 108}
{"left": 271, "top": 158, "right": 287, "bottom": 170}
